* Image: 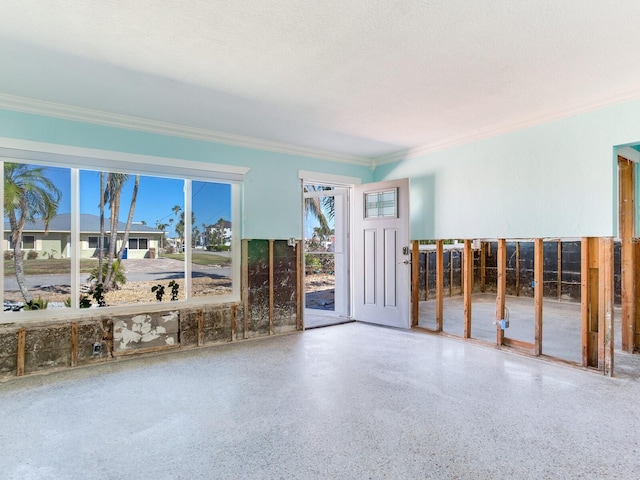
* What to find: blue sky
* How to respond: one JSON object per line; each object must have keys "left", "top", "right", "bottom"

{"left": 42, "top": 166, "right": 231, "bottom": 235}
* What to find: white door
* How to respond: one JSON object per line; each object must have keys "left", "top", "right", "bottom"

{"left": 353, "top": 179, "right": 410, "bottom": 328}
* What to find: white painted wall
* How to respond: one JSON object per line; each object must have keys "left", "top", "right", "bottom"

{"left": 375, "top": 98, "right": 640, "bottom": 240}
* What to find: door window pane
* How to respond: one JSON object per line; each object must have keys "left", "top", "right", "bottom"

{"left": 365, "top": 189, "right": 397, "bottom": 218}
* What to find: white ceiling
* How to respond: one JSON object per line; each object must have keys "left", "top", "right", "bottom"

{"left": 2, "top": 0, "right": 640, "bottom": 164}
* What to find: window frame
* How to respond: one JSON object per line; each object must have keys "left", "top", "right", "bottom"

{"left": 127, "top": 237, "right": 149, "bottom": 250}
{"left": 0, "top": 140, "right": 246, "bottom": 320}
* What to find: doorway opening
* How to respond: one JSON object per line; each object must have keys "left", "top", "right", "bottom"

{"left": 303, "top": 184, "right": 350, "bottom": 328}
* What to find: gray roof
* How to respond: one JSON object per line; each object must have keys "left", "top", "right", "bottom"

{"left": 6, "top": 213, "right": 161, "bottom": 234}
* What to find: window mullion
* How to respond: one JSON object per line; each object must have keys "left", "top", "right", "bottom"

{"left": 184, "top": 180, "right": 192, "bottom": 299}
{"left": 71, "top": 168, "right": 80, "bottom": 310}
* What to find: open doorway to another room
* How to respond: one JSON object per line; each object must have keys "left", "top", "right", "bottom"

{"left": 303, "top": 184, "right": 350, "bottom": 328}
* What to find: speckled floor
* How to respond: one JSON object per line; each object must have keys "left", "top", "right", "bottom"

{"left": 1, "top": 322, "right": 639, "bottom": 479}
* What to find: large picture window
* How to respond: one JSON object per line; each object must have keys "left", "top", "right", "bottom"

{"left": 2, "top": 157, "right": 241, "bottom": 315}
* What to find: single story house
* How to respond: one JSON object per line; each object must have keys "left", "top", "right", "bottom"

{"left": 4, "top": 213, "right": 162, "bottom": 259}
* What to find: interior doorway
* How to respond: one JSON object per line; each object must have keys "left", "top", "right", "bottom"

{"left": 303, "top": 184, "right": 350, "bottom": 328}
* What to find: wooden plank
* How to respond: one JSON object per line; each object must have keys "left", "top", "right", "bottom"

{"left": 502, "top": 337, "right": 535, "bottom": 353}
{"left": 480, "top": 242, "right": 486, "bottom": 292}
{"left": 463, "top": 240, "right": 472, "bottom": 338}
{"left": 534, "top": 239, "right": 543, "bottom": 356}
{"left": 411, "top": 241, "right": 420, "bottom": 327}
{"left": 242, "top": 239, "right": 249, "bottom": 340}
{"left": 495, "top": 239, "right": 506, "bottom": 346}
{"left": 515, "top": 241, "right": 521, "bottom": 296}
{"left": 197, "top": 309, "right": 204, "bottom": 346}
{"left": 619, "top": 156, "right": 635, "bottom": 352}
{"left": 296, "top": 239, "right": 303, "bottom": 330}
{"left": 113, "top": 344, "right": 180, "bottom": 357}
{"left": 16, "top": 327, "right": 26, "bottom": 377}
{"left": 269, "top": 239, "right": 274, "bottom": 335}
{"left": 599, "top": 237, "right": 615, "bottom": 376}
{"left": 557, "top": 240, "right": 562, "bottom": 300}
{"left": 436, "top": 240, "right": 444, "bottom": 332}
{"left": 70, "top": 322, "right": 78, "bottom": 367}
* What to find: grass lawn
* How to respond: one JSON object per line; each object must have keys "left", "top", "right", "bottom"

{"left": 161, "top": 252, "right": 231, "bottom": 266}
{"left": 4, "top": 258, "right": 97, "bottom": 276}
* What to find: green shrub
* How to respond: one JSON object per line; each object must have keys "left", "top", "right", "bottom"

{"left": 168, "top": 280, "right": 179, "bottom": 301}
{"left": 92, "top": 283, "right": 106, "bottom": 307}
{"left": 4, "top": 251, "right": 12, "bottom": 261}
{"left": 26, "top": 250, "right": 39, "bottom": 260}
{"left": 89, "top": 260, "right": 126, "bottom": 289}
{"left": 212, "top": 245, "right": 230, "bottom": 252}
{"left": 24, "top": 297, "right": 48, "bottom": 310}
{"left": 151, "top": 284, "right": 165, "bottom": 301}
{"left": 79, "top": 295, "right": 92, "bottom": 308}
{"left": 305, "top": 254, "right": 322, "bottom": 273}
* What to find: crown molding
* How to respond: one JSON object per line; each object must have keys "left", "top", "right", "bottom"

{"left": 375, "top": 87, "right": 640, "bottom": 165}
{"left": 0, "top": 94, "right": 374, "bottom": 168}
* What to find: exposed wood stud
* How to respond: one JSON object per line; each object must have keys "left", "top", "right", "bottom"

{"left": 197, "top": 309, "right": 204, "bottom": 347}
{"left": 269, "top": 239, "right": 274, "bottom": 335}
{"left": 16, "top": 328, "right": 26, "bottom": 377}
{"left": 619, "top": 156, "right": 635, "bottom": 352}
{"left": 581, "top": 237, "right": 588, "bottom": 367}
{"left": 534, "top": 239, "right": 543, "bottom": 356}
{"left": 242, "top": 239, "right": 249, "bottom": 340}
{"left": 436, "top": 240, "right": 444, "bottom": 331}
{"left": 424, "top": 251, "right": 429, "bottom": 301}
{"left": 557, "top": 240, "right": 562, "bottom": 300}
{"left": 480, "top": 242, "right": 486, "bottom": 292}
{"left": 599, "top": 237, "right": 614, "bottom": 376}
{"left": 231, "top": 305, "right": 237, "bottom": 341}
{"left": 449, "top": 251, "right": 454, "bottom": 297}
{"left": 635, "top": 240, "right": 640, "bottom": 352}
{"left": 296, "top": 240, "right": 303, "bottom": 330}
{"left": 71, "top": 322, "right": 78, "bottom": 367}
{"left": 411, "top": 241, "right": 420, "bottom": 327}
{"left": 515, "top": 241, "right": 521, "bottom": 296}
{"left": 463, "top": 240, "right": 472, "bottom": 338}
{"left": 583, "top": 237, "right": 600, "bottom": 368}
{"left": 495, "top": 239, "right": 506, "bottom": 346}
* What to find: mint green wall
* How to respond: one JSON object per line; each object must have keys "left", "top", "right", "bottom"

{"left": 375, "top": 98, "right": 640, "bottom": 240}
{"left": 0, "top": 110, "right": 374, "bottom": 239}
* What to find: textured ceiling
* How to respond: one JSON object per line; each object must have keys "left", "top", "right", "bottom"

{"left": 1, "top": 0, "right": 640, "bottom": 163}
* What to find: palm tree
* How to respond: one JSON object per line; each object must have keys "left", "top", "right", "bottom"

{"left": 4, "top": 163, "right": 61, "bottom": 302}
{"left": 304, "top": 185, "right": 334, "bottom": 231}
{"left": 98, "top": 171, "right": 105, "bottom": 283}
{"left": 117, "top": 174, "right": 140, "bottom": 262}
{"left": 103, "top": 173, "right": 128, "bottom": 288}
{"left": 156, "top": 221, "right": 168, "bottom": 250}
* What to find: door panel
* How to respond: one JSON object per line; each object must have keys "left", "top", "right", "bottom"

{"left": 353, "top": 179, "right": 410, "bottom": 328}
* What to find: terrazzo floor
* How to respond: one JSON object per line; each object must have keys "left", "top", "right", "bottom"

{"left": 1, "top": 322, "right": 639, "bottom": 479}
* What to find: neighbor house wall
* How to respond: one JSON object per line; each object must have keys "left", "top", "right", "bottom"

{"left": 0, "top": 109, "right": 374, "bottom": 240}
{"left": 375, "top": 97, "right": 640, "bottom": 240}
